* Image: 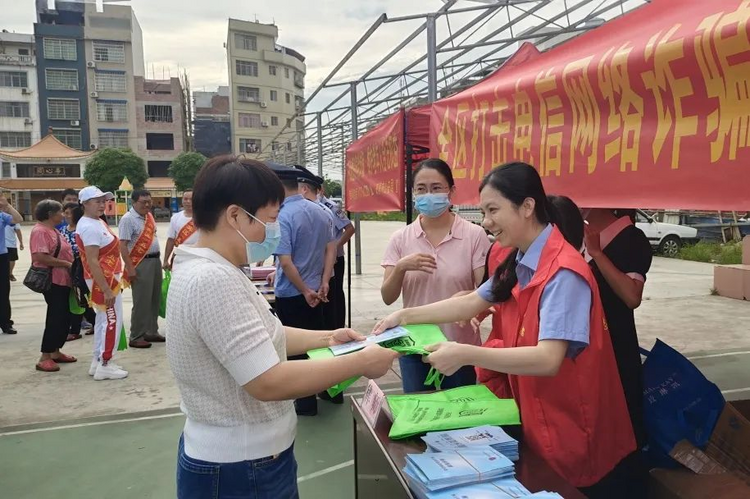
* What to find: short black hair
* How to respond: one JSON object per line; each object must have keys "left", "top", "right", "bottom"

{"left": 63, "top": 202, "right": 84, "bottom": 225}
{"left": 131, "top": 189, "right": 151, "bottom": 202}
{"left": 35, "top": 199, "right": 63, "bottom": 222}
{"left": 280, "top": 177, "right": 299, "bottom": 190}
{"left": 61, "top": 188, "right": 78, "bottom": 200}
{"left": 413, "top": 158, "right": 456, "bottom": 188}
{"left": 192, "top": 154, "right": 285, "bottom": 231}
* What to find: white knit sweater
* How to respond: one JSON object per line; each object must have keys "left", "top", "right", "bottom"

{"left": 166, "top": 246, "right": 296, "bottom": 462}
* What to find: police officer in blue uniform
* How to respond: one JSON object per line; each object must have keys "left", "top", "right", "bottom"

{"left": 268, "top": 162, "right": 337, "bottom": 416}
{"left": 318, "top": 189, "right": 355, "bottom": 330}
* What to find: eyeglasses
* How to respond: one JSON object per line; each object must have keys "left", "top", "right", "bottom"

{"left": 413, "top": 185, "right": 450, "bottom": 195}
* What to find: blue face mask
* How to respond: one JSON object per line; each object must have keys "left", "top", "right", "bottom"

{"left": 414, "top": 193, "right": 451, "bottom": 218}
{"left": 236, "top": 209, "right": 281, "bottom": 263}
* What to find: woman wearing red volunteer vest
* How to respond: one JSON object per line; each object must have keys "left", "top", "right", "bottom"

{"left": 374, "top": 163, "right": 636, "bottom": 497}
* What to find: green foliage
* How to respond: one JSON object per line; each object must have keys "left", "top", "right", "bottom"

{"left": 84, "top": 148, "right": 148, "bottom": 193}
{"left": 168, "top": 152, "right": 208, "bottom": 192}
{"left": 323, "top": 177, "right": 342, "bottom": 198}
{"left": 359, "top": 211, "right": 407, "bottom": 222}
{"left": 678, "top": 241, "right": 742, "bottom": 265}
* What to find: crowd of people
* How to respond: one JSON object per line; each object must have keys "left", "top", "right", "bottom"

{"left": 1, "top": 154, "right": 653, "bottom": 499}
{"left": 1, "top": 187, "right": 197, "bottom": 379}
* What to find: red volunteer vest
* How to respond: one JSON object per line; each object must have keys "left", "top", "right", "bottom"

{"left": 498, "top": 226, "right": 636, "bottom": 487}
{"left": 476, "top": 243, "right": 514, "bottom": 398}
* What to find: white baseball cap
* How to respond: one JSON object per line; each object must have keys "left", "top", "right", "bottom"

{"left": 79, "top": 186, "right": 115, "bottom": 203}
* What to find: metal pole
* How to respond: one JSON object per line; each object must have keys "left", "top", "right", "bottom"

{"left": 316, "top": 113, "right": 323, "bottom": 177}
{"left": 405, "top": 145, "right": 414, "bottom": 225}
{"left": 426, "top": 13, "right": 438, "bottom": 103}
{"left": 296, "top": 127, "right": 304, "bottom": 165}
{"left": 350, "top": 82, "right": 362, "bottom": 277}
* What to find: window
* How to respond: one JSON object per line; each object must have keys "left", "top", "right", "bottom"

{"left": 45, "top": 69, "right": 79, "bottom": 91}
{"left": 1, "top": 162, "right": 10, "bottom": 178}
{"left": 146, "top": 133, "right": 174, "bottom": 150}
{"left": 236, "top": 60, "right": 258, "bottom": 77}
{"left": 237, "top": 86, "right": 260, "bottom": 102}
{"left": 93, "top": 41, "right": 125, "bottom": 63}
{"left": 270, "top": 90, "right": 278, "bottom": 102}
{"left": 144, "top": 105, "right": 173, "bottom": 122}
{"left": 235, "top": 34, "right": 257, "bottom": 51}
{"left": 44, "top": 38, "right": 77, "bottom": 61}
{"left": 269, "top": 65, "right": 277, "bottom": 76}
{"left": 239, "top": 138, "right": 261, "bottom": 154}
{"left": 98, "top": 130, "right": 129, "bottom": 148}
{"left": 148, "top": 161, "right": 171, "bottom": 178}
{"left": 285, "top": 93, "right": 291, "bottom": 104}
{"left": 271, "top": 116, "right": 278, "bottom": 126}
{"left": 47, "top": 99, "right": 80, "bottom": 120}
{"left": 95, "top": 71, "right": 127, "bottom": 92}
{"left": 0, "top": 102, "right": 30, "bottom": 118}
{"left": 238, "top": 112, "right": 261, "bottom": 128}
{"left": 0, "top": 132, "right": 31, "bottom": 148}
{"left": 52, "top": 129, "right": 82, "bottom": 149}
{"left": 284, "top": 67, "right": 290, "bottom": 78}
{"left": 0, "top": 71, "right": 28, "bottom": 88}
{"left": 271, "top": 141, "right": 280, "bottom": 151}
{"left": 286, "top": 142, "right": 293, "bottom": 151}
{"left": 97, "top": 101, "right": 128, "bottom": 122}
{"left": 18, "top": 48, "right": 30, "bottom": 56}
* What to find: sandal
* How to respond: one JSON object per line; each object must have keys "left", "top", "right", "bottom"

{"left": 67, "top": 333, "right": 82, "bottom": 341}
{"left": 36, "top": 359, "right": 60, "bottom": 372}
{"left": 53, "top": 353, "right": 78, "bottom": 363}
{"left": 85, "top": 329, "right": 95, "bottom": 335}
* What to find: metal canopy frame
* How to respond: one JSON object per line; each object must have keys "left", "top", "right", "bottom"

{"left": 251, "top": 0, "right": 647, "bottom": 181}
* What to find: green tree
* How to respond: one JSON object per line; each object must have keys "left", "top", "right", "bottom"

{"left": 323, "top": 177, "right": 342, "bottom": 197}
{"left": 168, "top": 152, "right": 207, "bottom": 192}
{"left": 84, "top": 148, "right": 148, "bottom": 193}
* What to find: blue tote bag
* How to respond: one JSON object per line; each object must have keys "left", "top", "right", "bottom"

{"left": 640, "top": 339, "right": 725, "bottom": 465}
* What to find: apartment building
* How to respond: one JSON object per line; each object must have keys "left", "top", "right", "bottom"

{"left": 193, "top": 86, "right": 231, "bottom": 158}
{"left": 226, "top": 19, "right": 306, "bottom": 160}
{"left": 0, "top": 32, "right": 40, "bottom": 152}
{"left": 33, "top": 1, "right": 144, "bottom": 151}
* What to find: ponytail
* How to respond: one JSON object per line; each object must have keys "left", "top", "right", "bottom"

{"left": 489, "top": 248, "right": 519, "bottom": 303}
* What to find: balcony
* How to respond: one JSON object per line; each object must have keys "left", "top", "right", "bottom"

{"left": 294, "top": 73, "right": 304, "bottom": 89}
{"left": 0, "top": 54, "right": 34, "bottom": 66}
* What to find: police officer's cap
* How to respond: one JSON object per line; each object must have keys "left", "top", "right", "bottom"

{"left": 293, "top": 165, "right": 324, "bottom": 189}
{"left": 264, "top": 161, "right": 299, "bottom": 181}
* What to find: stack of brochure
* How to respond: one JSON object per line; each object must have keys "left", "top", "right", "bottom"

{"left": 422, "top": 425, "right": 519, "bottom": 461}
{"left": 403, "top": 447, "right": 515, "bottom": 497}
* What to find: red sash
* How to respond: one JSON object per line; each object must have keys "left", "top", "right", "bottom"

{"left": 76, "top": 223, "right": 124, "bottom": 310}
{"left": 174, "top": 218, "right": 196, "bottom": 246}
{"left": 128, "top": 212, "right": 156, "bottom": 270}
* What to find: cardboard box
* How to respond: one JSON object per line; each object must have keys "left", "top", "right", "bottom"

{"left": 650, "top": 400, "right": 750, "bottom": 498}
{"left": 649, "top": 468, "right": 750, "bottom": 499}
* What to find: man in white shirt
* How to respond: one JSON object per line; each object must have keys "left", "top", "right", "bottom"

{"left": 163, "top": 190, "right": 197, "bottom": 270}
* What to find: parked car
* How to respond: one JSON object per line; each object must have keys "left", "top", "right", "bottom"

{"left": 635, "top": 209, "right": 699, "bottom": 257}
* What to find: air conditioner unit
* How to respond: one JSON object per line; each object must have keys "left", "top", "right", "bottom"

{"left": 90, "top": 143, "right": 98, "bottom": 150}
{"left": 24, "top": 118, "right": 33, "bottom": 125}
{"left": 87, "top": 61, "right": 96, "bottom": 68}
{"left": 261, "top": 121, "right": 269, "bottom": 127}
{"left": 260, "top": 101, "right": 267, "bottom": 108}
{"left": 21, "top": 87, "right": 30, "bottom": 95}
{"left": 90, "top": 91, "right": 99, "bottom": 98}
{"left": 70, "top": 120, "right": 80, "bottom": 127}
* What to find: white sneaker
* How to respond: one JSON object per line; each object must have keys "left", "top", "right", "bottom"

{"left": 93, "top": 362, "right": 129, "bottom": 381}
{"left": 89, "top": 358, "right": 99, "bottom": 376}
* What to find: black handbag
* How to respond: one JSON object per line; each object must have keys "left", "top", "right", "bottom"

{"left": 23, "top": 232, "right": 62, "bottom": 294}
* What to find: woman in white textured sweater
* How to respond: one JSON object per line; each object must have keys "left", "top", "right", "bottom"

{"left": 166, "top": 155, "right": 399, "bottom": 499}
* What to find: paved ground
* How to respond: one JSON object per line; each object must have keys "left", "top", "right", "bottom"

{"left": 1, "top": 221, "right": 749, "bottom": 498}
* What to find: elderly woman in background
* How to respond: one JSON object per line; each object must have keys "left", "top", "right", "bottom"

{"left": 29, "top": 200, "right": 76, "bottom": 372}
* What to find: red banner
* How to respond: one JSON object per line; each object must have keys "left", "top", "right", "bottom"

{"left": 430, "top": 0, "right": 750, "bottom": 210}
{"left": 345, "top": 109, "right": 405, "bottom": 212}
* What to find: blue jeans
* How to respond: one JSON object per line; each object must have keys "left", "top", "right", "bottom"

{"left": 399, "top": 354, "right": 477, "bottom": 393}
{"left": 176, "top": 435, "right": 299, "bottom": 499}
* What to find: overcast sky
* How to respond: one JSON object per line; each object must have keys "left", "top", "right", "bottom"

{"left": 3, "top": 1, "right": 444, "bottom": 92}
